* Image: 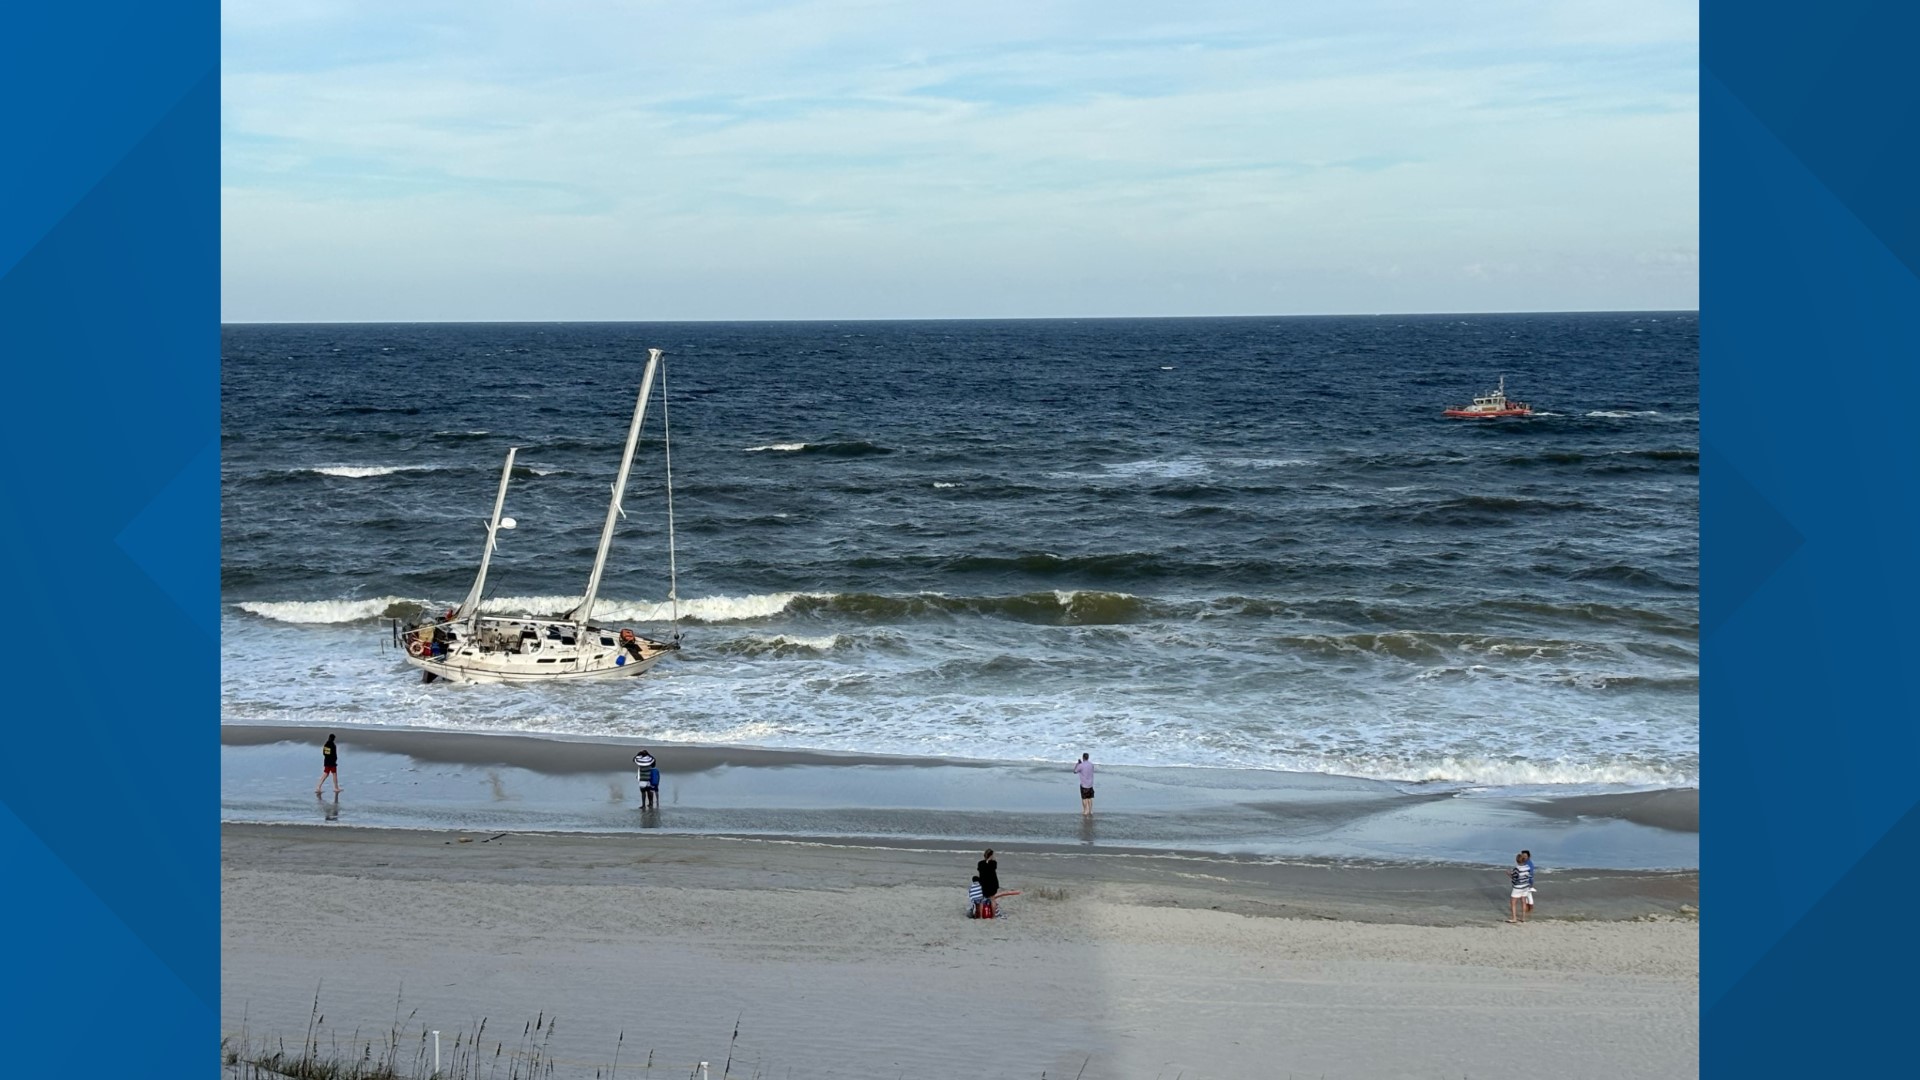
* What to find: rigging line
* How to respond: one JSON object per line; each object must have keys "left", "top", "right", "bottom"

{"left": 660, "top": 353, "right": 681, "bottom": 637}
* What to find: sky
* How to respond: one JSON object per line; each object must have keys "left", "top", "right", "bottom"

{"left": 221, "top": 1, "right": 1698, "bottom": 322}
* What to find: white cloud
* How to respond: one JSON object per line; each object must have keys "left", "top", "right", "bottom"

{"left": 222, "top": 1, "right": 1697, "bottom": 319}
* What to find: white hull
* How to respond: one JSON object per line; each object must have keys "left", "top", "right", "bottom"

{"left": 401, "top": 616, "right": 677, "bottom": 685}
{"left": 403, "top": 650, "right": 667, "bottom": 685}
{"left": 393, "top": 348, "right": 683, "bottom": 687}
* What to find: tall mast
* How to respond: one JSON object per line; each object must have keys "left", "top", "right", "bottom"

{"left": 455, "top": 447, "right": 518, "bottom": 623}
{"left": 566, "top": 348, "right": 662, "bottom": 626}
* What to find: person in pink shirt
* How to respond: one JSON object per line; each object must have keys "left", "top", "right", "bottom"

{"left": 1073, "top": 753, "right": 1095, "bottom": 816}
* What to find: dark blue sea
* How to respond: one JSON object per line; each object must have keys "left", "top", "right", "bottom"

{"left": 221, "top": 314, "right": 1697, "bottom": 795}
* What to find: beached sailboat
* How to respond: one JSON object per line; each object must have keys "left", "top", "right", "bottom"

{"left": 393, "top": 348, "right": 681, "bottom": 684}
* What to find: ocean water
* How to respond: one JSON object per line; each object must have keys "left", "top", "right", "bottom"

{"left": 222, "top": 315, "right": 1698, "bottom": 795}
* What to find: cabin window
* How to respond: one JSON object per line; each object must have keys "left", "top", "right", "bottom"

{"left": 600, "top": 637, "right": 616, "bottom": 646}
{"left": 537, "top": 658, "right": 557, "bottom": 663}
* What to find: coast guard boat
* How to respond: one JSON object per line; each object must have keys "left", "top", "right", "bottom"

{"left": 1444, "top": 375, "right": 1534, "bottom": 418}
{"left": 392, "top": 349, "right": 681, "bottom": 684}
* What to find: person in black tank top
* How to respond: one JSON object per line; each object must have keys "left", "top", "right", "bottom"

{"left": 976, "top": 848, "right": 999, "bottom": 899}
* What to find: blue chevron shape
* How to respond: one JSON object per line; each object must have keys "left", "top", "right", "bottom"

{"left": 1705, "top": 794, "right": 1920, "bottom": 1071}
{"left": 115, "top": 439, "right": 220, "bottom": 640}
{"left": 0, "top": 10, "right": 210, "bottom": 282}
{"left": 0, "top": 798, "right": 205, "bottom": 1069}
{"left": 1699, "top": 446, "right": 1801, "bottom": 635}
{"left": 0, "top": 57, "right": 217, "bottom": 1064}
{"left": 1703, "top": 19, "right": 1920, "bottom": 1041}
{"left": 1706, "top": 0, "right": 1920, "bottom": 282}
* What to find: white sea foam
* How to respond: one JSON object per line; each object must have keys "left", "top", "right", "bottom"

{"left": 932, "top": 482, "right": 960, "bottom": 488}
{"left": 747, "top": 633, "right": 841, "bottom": 651}
{"left": 590, "top": 592, "right": 808, "bottom": 623}
{"left": 1357, "top": 754, "right": 1696, "bottom": 789}
{"left": 1224, "top": 457, "right": 1310, "bottom": 469}
{"left": 1101, "top": 458, "right": 1211, "bottom": 479}
{"left": 476, "top": 592, "right": 808, "bottom": 623}
{"left": 306, "top": 465, "right": 440, "bottom": 478}
{"left": 234, "top": 591, "right": 811, "bottom": 625}
{"left": 744, "top": 443, "right": 808, "bottom": 452}
{"left": 1585, "top": 410, "right": 1662, "bottom": 419}
{"left": 236, "top": 597, "right": 412, "bottom": 623}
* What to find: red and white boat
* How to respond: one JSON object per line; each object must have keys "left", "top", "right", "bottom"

{"left": 1444, "top": 376, "right": 1533, "bottom": 418}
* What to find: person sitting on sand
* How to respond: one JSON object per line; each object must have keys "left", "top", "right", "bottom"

{"left": 968, "top": 876, "right": 987, "bottom": 918}
{"left": 1508, "top": 852, "right": 1534, "bottom": 923}
{"left": 977, "top": 848, "right": 1000, "bottom": 899}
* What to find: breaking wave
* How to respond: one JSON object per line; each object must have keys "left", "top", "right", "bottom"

{"left": 788, "top": 590, "right": 1153, "bottom": 625}
{"left": 712, "top": 633, "right": 848, "bottom": 657}
{"left": 1331, "top": 754, "right": 1695, "bottom": 789}
{"left": 744, "top": 440, "right": 895, "bottom": 457}
{"left": 230, "top": 589, "right": 1157, "bottom": 627}
{"left": 1274, "top": 631, "right": 1606, "bottom": 664}
{"left": 235, "top": 597, "right": 425, "bottom": 623}
{"left": 304, "top": 465, "right": 442, "bottom": 479}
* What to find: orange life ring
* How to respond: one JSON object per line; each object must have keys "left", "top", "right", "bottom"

{"left": 620, "top": 628, "right": 637, "bottom": 642}
{"left": 407, "top": 638, "right": 429, "bottom": 658}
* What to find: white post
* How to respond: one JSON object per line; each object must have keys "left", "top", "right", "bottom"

{"left": 700, "top": 1062, "right": 709, "bottom": 1080}
{"left": 432, "top": 1030, "right": 441, "bottom": 1075}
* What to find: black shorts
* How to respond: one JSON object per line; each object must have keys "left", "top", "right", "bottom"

{"left": 1080, "top": 786, "right": 1094, "bottom": 799}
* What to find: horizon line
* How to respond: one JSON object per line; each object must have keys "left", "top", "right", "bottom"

{"left": 221, "top": 307, "right": 1700, "bottom": 326}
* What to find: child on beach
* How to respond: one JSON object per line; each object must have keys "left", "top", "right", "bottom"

{"left": 1508, "top": 852, "right": 1535, "bottom": 923}
{"left": 968, "top": 876, "right": 987, "bottom": 918}
{"left": 315, "top": 734, "right": 340, "bottom": 795}
{"left": 1521, "top": 849, "right": 1536, "bottom": 916}
{"left": 633, "top": 749, "right": 658, "bottom": 809}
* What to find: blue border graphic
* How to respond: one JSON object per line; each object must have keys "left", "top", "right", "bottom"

{"left": 0, "top": 4, "right": 217, "bottom": 1072}
{"left": 6, "top": 2, "right": 1915, "bottom": 1074}
{"left": 1704, "top": 1, "right": 1920, "bottom": 1075}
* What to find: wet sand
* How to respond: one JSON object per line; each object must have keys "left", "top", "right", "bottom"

{"left": 222, "top": 724, "right": 1699, "bottom": 869}
{"left": 1520, "top": 787, "right": 1700, "bottom": 833}
{"left": 223, "top": 822, "right": 1697, "bottom": 1079}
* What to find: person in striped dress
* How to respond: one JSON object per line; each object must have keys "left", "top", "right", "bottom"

{"left": 1508, "top": 852, "right": 1535, "bottom": 924}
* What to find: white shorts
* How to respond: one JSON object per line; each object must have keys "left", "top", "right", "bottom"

{"left": 1512, "top": 887, "right": 1536, "bottom": 901}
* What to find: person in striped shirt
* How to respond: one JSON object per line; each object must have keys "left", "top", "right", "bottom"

{"left": 968, "top": 876, "right": 987, "bottom": 918}
{"left": 1508, "top": 852, "right": 1535, "bottom": 924}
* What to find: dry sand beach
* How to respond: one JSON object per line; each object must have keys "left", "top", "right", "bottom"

{"left": 222, "top": 729, "right": 1697, "bottom": 1080}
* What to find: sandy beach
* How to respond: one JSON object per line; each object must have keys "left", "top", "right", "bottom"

{"left": 222, "top": 820, "right": 1697, "bottom": 1079}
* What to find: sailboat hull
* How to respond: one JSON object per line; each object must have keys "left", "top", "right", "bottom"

{"left": 399, "top": 616, "right": 677, "bottom": 685}
{"left": 402, "top": 650, "right": 668, "bottom": 685}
